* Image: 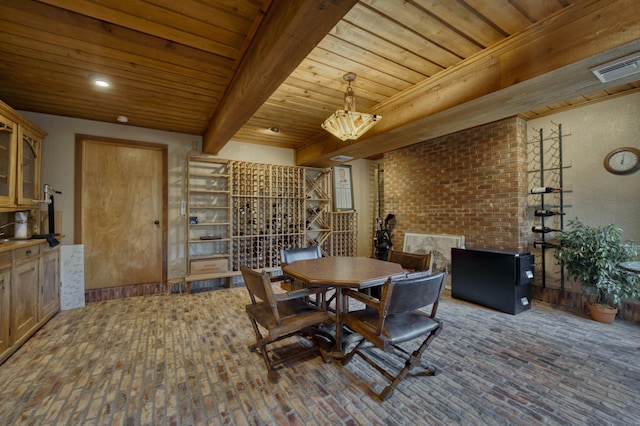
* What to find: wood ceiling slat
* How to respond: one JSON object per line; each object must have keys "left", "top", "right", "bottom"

{"left": 296, "top": 0, "right": 640, "bottom": 166}
{"left": 463, "top": 0, "right": 533, "bottom": 34}
{"left": 0, "top": 67, "right": 213, "bottom": 121}
{"left": 36, "top": 0, "right": 249, "bottom": 58}
{"left": 344, "top": 4, "right": 463, "bottom": 71}
{"left": 0, "top": 0, "right": 634, "bottom": 159}
{"left": 0, "top": 35, "right": 224, "bottom": 96}
{"left": 0, "top": 3, "right": 235, "bottom": 77}
{"left": 269, "top": 80, "right": 343, "bottom": 111}
{"left": 520, "top": 83, "right": 640, "bottom": 120}
{"left": 605, "top": 83, "right": 640, "bottom": 95}
{"left": 412, "top": 0, "right": 506, "bottom": 47}
{"left": 0, "top": 85, "right": 204, "bottom": 134}
{"left": 316, "top": 35, "right": 429, "bottom": 84}
{"left": 359, "top": 0, "right": 482, "bottom": 58}
{"left": 510, "top": 0, "right": 566, "bottom": 22}
{"left": 191, "top": 0, "right": 265, "bottom": 16}
{"left": 291, "top": 58, "right": 398, "bottom": 102}
{"left": 306, "top": 49, "right": 417, "bottom": 95}
{"left": 203, "top": 0, "right": 359, "bottom": 153}
{"left": 245, "top": 111, "right": 324, "bottom": 135}
{"left": 329, "top": 21, "right": 451, "bottom": 76}
{"left": 143, "top": 0, "right": 260, "bottom": 31}
{"left": 264, "top": 90, "right": 336, "bottom": 117}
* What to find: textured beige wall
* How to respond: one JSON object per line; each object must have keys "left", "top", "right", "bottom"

{"left": 19, "top": 111, "right": 376, "bottom": 277}
{"left": 528, "top": 92, "right": 640, "bottom": 243}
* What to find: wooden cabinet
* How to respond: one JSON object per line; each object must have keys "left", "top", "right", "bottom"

{"left": 0, "top": 242, "right": 59, "bottom": 365}
{"left": 185, "top": 156, "right": 233, "bottom": 285}
{"left": 39, "top": 246, "right": 60, "bottom": 321}
{"left": 0, "top": 255, "right": 10, "bottom": 358}
{"left": 0, "top": 113, "right": 17, "bottom": 206}
{"left": 17, "top": 126, "right": 42, "bottom": 206}
{"left": 11, "top": 245, "right": 40, "bottom": 345}
{"left": 0, "top": 100, "right": 45, "bottom": 209}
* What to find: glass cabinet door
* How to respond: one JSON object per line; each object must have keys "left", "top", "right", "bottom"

{"left": 17, "top": 131, "right": 41, "bottom": 205}
{"left": 0, "top": 115, "right": 17, "bottom": 205}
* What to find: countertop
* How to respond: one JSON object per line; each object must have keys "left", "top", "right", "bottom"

{"left": 0, "top": 236, "right": 62, "bottom": 253}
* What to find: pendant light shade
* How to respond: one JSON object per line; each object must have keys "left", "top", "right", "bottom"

{"left": 322, "top": 72, "right": 381, "bottom": 141}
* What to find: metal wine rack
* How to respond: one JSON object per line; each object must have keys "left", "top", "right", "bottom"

{"left": 527, "top": 122, "right": 570, "bottom": 289}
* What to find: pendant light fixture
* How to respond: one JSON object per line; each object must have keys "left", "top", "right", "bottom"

{"left": 321, "top": 72, "right": 381, "bottom": 141}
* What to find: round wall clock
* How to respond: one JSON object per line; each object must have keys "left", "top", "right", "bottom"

{"left": 603, "top": 147, "right": 640, "bottom": 175}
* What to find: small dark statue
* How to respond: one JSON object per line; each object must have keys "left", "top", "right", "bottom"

{"left": 374, "top": 214, "right": 396, "bottom": 260}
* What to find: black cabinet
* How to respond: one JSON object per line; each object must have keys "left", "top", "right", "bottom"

{"left": 451, "top": 248, "right": 534, "bottom": 315}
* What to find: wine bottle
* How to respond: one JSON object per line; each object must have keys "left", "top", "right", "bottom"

{"left": 531, "top": 226, "right": 562, "bottom": 233}
{"left": 530, "top": 187, "right": 562, "bottom": 194}
{"left": 534, "top": 209, "right": 566, "bottom": 217}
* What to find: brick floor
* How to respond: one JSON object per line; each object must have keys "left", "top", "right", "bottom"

{"left": 1, "top": 287, "right": 639, "bottom": 425}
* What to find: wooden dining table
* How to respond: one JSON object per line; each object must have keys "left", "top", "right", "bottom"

{"left": 282, "top": 256, "right": 404, "bottom": 355}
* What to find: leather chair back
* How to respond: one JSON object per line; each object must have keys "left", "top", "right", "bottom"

{"left": 387, "top": 249, "right": 432, "bottom": 273}
{"left": 280, "top": 246, "right": 322, "bottom": 266}
{"left": 386, "top": 272, "right": 444, "bottom": 315}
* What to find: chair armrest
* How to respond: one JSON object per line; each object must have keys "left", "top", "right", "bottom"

{"left": 343, "top": 288, "right": 380, "bottom": 310}
{"left": 269, "top": 273, "right": 293, "bottom": 283}
{"left": 274, "top": 286, "right": 325, "bottom": 301}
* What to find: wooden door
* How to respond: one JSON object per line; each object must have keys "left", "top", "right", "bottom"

{"left": 76, "top": 136, "right": 167, "bottom": 290}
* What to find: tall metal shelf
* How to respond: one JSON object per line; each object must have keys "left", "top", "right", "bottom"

{"left": 528, "top": 123, "right": 570, "bottom": 289}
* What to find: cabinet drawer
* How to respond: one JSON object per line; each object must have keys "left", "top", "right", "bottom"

{"left": 13, "top": 245, "right": 40, "bottom": 261}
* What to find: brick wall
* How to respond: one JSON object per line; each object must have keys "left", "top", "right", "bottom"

{"left": 383, "top": 116, "right": 529, "bottom": 252}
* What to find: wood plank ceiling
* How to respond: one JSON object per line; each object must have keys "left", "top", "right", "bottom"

{"left": 0, "top": 0, "right": 639, "bottom": 167}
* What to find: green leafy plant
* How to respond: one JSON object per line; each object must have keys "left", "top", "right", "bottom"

{"left": 554, "top": 219, "right": 639, "bottom": 306}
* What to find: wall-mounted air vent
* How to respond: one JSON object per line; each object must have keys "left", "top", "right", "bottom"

{"left": 590, "top": 52, "right": 640, "bottom": 83}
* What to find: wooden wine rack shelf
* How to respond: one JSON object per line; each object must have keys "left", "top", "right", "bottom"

{"left": 230, "top": 161, "right": 306, "bottom": 271}
{"left": 185, "top": 157, "right": 359, "bottom": 290}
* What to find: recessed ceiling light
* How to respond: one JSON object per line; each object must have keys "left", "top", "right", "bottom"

{"left": 269, "top": 127, "right": 280, "bottom": 133}
{"left": 90, "top": 75, "right": 111, "bottom": 87}
{"left": 117, "top": 115, "right": 128, "bottom": 123}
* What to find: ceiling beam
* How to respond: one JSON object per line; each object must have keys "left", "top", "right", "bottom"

{"left": 296, "top": 0, "right": 640, "bottom": 167}
{"left": 202, "top": 0, "right": 358, "bottom": 154}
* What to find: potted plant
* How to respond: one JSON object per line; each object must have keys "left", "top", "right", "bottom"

{"left": 554, "top": 218, "right": 640, "bottom": 323}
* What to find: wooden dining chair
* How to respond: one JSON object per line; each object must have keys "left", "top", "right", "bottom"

{"left": 240, "top": 265, "right": 331, "bottom": 383}
{"left": 277, "top": 246, "right": 322, "bottom": 291}
{"left": 387, "top": 249, "right": 433, "bottom": 274}
{"left": 366, "top": 249, "right": 434, "bottom": 299}
{"left": 340, "top": 271, "right": 446, "bottom": 401}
